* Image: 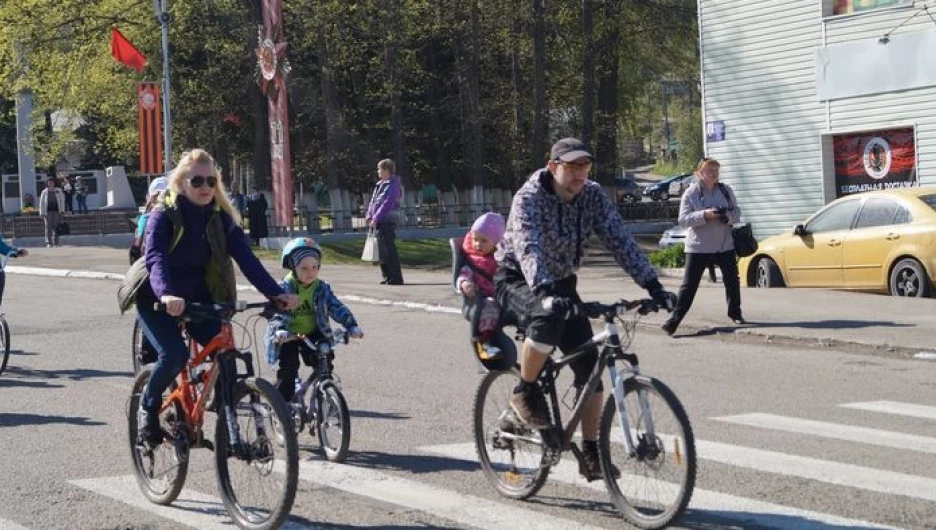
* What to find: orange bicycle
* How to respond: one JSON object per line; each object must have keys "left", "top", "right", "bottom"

{"left": 127, "top": 301, "right": 299, "bottom": 530}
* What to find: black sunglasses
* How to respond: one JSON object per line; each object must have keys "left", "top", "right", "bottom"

{"left": 187, "top": 175, "right": 218, "bottom": 188}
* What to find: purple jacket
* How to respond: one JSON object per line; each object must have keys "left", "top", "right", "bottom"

{"left": 143, "top": 195, "right": 283, "bottom": 302}
{"left": 366, "top": 174, "right": 402, "bottom": 224}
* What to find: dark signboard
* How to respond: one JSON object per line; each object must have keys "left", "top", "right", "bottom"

{"left": 833, "top": 127, "right": 916, "bottom": 198}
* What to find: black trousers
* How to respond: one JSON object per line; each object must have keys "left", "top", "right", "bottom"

{"left": 668, "top": 250, "right": 742, "bottom": 325}
{"left": 376, "top": 222, "right": 404, "bottom": 284}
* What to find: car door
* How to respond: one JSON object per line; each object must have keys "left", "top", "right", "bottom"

{"left": 784, "top": 198, "right": 861, "bottom": 287}
{"left": 843, "top": 197, "right": 909, "bottom": 289}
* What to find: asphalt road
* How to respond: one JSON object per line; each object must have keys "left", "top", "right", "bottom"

{"left": 1, "top": 274, "right": 935, "bottom": 529}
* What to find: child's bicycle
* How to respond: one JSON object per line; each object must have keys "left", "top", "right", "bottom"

{"left": 127, "top": 301, "right": 299, "bottom": 530}
{"left": 0, "top": 249, "right": 26, "bottom": 377}
{"left": 473, "top": 297, "right": 697, "bottom": 530}
{"left": 272, "top": 329, "right": 353, "bottom": 463}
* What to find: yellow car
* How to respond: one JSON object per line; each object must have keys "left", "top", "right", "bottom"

{"left": 739, "top": 187, "right": 936, "bottom": 297}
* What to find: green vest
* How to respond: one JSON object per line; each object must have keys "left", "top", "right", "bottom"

{"left": 286, "top": 275, "right": 319, "bottom": 335}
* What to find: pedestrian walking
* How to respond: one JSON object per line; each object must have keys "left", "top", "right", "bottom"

{"left": 365, "top": 158, "right": 404, "bottom": 285}
{"left": 245, "top": 186, "right": 268, "bottom": 246}
{"left": 662, "top": 157, "right": 744, "bottom": 336}
{"left": 38, "top": 177, "right": 65, "bottom": 247}
{"left": 74, "top": 176, "right": 89, "bottom": 213}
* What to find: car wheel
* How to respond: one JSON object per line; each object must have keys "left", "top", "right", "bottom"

{"left": 755, "top": 258, "right": 785, "bottom": 288}
{"left": 889, "top": 258, "right": 932, "bottom": 297}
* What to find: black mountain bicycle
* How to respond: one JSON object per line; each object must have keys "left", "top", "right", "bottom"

{"left": 473, "top": 298, "right": 697, "bottom": 529}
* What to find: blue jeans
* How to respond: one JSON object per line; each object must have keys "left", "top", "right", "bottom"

{"left": 76, "top": 195, "right": 88, "bottom": 213}
{"left": 137, "top": 300, "right": 221, "bottom": 411}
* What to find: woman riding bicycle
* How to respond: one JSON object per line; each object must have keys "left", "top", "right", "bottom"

{"left": 134, "top": 148, "right": 297, "bottom": 446}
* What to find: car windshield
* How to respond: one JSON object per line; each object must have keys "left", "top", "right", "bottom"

{"left": 919, "top": 194, "right": 936, "bottom": 212}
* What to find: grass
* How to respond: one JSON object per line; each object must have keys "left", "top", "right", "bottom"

{"left": 254, "top": 237, "right": 453, "bottom": 268}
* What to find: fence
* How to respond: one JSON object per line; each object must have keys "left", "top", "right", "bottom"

{"left": 261, "top": 201, "right": 679, "bottom": 235}
{"left": 0, "top": 210, "right": 138, "bottom": 238}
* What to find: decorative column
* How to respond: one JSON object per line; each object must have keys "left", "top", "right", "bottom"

{"left": 256, "top": 0, "right": 293, "bottom": 229}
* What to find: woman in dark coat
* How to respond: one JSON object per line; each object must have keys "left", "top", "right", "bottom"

{"left": 246, "top": 187, "right": 269, "bottom": 246}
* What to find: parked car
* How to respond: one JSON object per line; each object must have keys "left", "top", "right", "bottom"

{"left": 658, "top": 225, "right": 687, "bottom": 248}
{"left": 614, "top": 172, "right": 641, "bottom": 204}
{"left": 643, "top": 172, "right": 693, "bottom": 201}
{"left": 738, "top": 187, "right": 936, "bottom": 297}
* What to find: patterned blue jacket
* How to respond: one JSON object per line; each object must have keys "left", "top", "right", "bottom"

{"left": 264, "top": 275, "right": 359, "bottom": 365}
{"left": 495, "top": 169, "right": 659, "bottom": 292}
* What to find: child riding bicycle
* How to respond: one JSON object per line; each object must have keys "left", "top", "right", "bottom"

{"left": 265, "top": 237, "right": 363, "bottom": 404}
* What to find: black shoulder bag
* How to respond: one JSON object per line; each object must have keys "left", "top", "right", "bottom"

{"left": 718, "top": 183, "right": 757, "bottom": 258}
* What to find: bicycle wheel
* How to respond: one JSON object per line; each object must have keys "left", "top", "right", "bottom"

{"left": 127, "top": 368, "right": 189, "bottom": 505}
{"left": 599, "top": 375, "right": 696, "bottom": 529}
{"left": 473, "top": 369, "right": 549, "bottom": 500}
{"left": 131, "top": 318, "right": 144, "bottom": 373}
{"left": 215, "top": 377, "right": 298, "bottom": 530}
{"left": 0, "top": 315, "right": 10, "bottom": 376}
{"left": 316, "top": 382, "right": 350, "bottom": 462}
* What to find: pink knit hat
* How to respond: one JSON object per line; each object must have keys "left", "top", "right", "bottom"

{"left": 471, "top": 212, "right": 506, "bottom": 243}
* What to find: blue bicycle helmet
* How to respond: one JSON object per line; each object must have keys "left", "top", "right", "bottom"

{"left": 281, "top": 237, "right": 322, "bottom": 269}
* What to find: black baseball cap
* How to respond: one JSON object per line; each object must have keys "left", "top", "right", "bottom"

{"left": 550, "top": 137, "right": 594, "bottom": 162}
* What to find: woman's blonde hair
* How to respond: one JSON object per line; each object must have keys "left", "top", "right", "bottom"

{"left": 696, "top": 157, "right": 721, "bottom": 172}
{"left": 168, "top": 148, "right": 241, "bottom": 224}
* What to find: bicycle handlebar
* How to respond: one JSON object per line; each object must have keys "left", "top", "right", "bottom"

{"left": 153, "top": 300, "right": 270, "bottom": 319}
{"left": 279, "top": 328, "right": 350, "bottom": 346}
{"left": 544, "top": 297, "right": 662, "bottom": 319}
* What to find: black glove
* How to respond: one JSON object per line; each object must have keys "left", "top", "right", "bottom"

{"left": 128, "top": 245, "right": 142, "bottom": 264}
{"left": 541, "top": 296, "right": 579, "bottom": 318}
{"left": 645, "top": 279, "right": 677, "bottom": 312}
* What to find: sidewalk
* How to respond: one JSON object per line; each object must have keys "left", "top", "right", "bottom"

{"left": 10, "top": 246, "right": 935, "bottom": 357}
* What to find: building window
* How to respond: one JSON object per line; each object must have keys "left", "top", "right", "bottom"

{"left": 824, "top": 0, "right": 913, "bottom": 17}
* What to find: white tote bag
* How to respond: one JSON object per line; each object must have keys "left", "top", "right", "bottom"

{"left": 361, "top": 229, "right": 380, "bottom": 262}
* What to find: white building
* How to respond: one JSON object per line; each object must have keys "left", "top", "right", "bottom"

{"left": 699, "top": 0, "right": 934, "bottom": 237}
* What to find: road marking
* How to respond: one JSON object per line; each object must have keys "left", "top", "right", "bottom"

{"left": 714, "top": 413, "right": 936, "bottom": 454}
{"left": 291, "top": 458, "right": 604, "bottom": 530}
{"left": 70, "top": 474, "right": 315, "bottom": 529}
{"left": 421, "top": 443, "right": 897, "bottom": 529}
{"left": 840, "top": 400, "right": 936, "bottom": 421}
{"left": 0, "top": 517, "right": 29, "bottom": 530}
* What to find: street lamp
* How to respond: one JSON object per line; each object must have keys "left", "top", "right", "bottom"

{"left": 152, "top": 0, "right": 171, "bottom": 173}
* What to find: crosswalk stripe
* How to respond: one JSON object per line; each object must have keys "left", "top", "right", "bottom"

{"left": 594, "top": 428, "right": 936, "bottom": 503}
{"left": 292, "top": 458, "right": 605, "bottom": 530}
{"left": 0, "top": 517, "right": 29, "bottom": 530}
{"left": 714, "top": 413, "right": 936, "bottom": 454}
{"left": 839, "top": 400, "right": 936, "bottom": 421}
{"left": 421, "top": 443, "right": 898, "bottom": 529}
{"left": 69, "top": 475, "right": 316, "bottom": 529}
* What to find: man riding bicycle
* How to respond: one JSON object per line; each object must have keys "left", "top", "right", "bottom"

{"left": 495, "top": 137, "right": 676, "bottom": 480}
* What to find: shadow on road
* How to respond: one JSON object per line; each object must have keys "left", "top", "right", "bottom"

{"left": 0, "top": 378, "right": 64, "bottom": 389}
{"left": 342, "top": 450, "right": 477, "bottom": 475}
{"left": 350, "top": 409, "right": 411, "bottom": 420}
{"left": 679, "top": 319, "right": 913, "bottom": 338}
{"left": 0, "top": 412, "right": 105, "bottom": 428}
{"left": 2, "top": 366, "right": 133, "bottom": 380}
{"left": 676, "top": 508, "right": 888, "bottom": 529}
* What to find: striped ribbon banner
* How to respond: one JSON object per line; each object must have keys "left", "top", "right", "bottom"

{"left": 137, "top": 82, "right": 164, "bottom": 176}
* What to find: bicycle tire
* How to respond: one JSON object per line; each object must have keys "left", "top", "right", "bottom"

{"left": 127, "top": 368, "right": 189, "bottom": 505}
{"left": 0, "top": 315, "right": 9, "bottom": 376}
{"left": 316, "top": 383, "right": 350, "bottom": 462}
{"left": 473, "top": 369, "right": 549, "bottom": 500}
{"left": 215, "top": 377, "right": 298, "bottom": 530}
{"left": 599, "top": 375, "right": 696, "bottom": 529}
{"left": 131, "top": 318, "right": 144, "bottom": 374}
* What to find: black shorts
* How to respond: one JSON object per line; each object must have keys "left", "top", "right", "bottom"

{"left": 495, "top": 266, "right": 600, "bottom": 389}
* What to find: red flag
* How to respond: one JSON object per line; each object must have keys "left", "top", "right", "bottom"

{"left": 111, "top": 27, "right": 147, "bottom": 73}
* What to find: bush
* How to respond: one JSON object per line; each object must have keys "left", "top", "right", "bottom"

{"left": 648, "top": 243, "right": 685, "bottom": 268}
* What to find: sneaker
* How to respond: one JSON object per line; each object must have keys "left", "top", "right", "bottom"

{"left": 509, "top": 384, "right": 550, "bottom": 429}
{"left": 141, "top": 409, "right": 164, "bottom": 447}
{"left": 580, "top": 449, "right": 622, "bottom": 482}
{"left": 661, "top": 320, "right": 678, "bottom": 336}
{"left": 477, "top": 342, "right": 503, "bottom": 361}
